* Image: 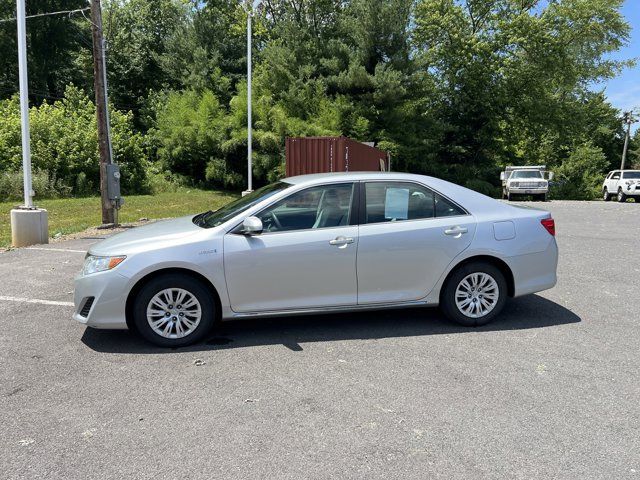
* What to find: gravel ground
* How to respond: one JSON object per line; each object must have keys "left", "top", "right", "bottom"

{"left": 1, "top": 200, "right": 638, "bottom": 479}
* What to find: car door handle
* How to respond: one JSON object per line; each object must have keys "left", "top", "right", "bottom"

{"left": 329, "top": 236, "right": 354, "bottom": 246}
{"left": 444, "top": 226, "right": 468, "bottom": 236}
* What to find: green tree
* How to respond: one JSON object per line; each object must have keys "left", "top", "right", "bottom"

{"left": 0, "top": 0, "right": 90, "bottom": 103}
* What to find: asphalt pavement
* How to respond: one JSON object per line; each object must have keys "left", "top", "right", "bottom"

{"left": 1, "top": 200, "right": 639, "bottom": 479}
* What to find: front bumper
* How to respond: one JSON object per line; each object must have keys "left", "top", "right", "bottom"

{"left": 73, "top": 270, "right": 130, "bottom": 329}
{"left": 508, "top": 187, "right": 548, "bottom": 195}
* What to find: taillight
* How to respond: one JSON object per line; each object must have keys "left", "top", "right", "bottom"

{"left": 541, "top": 218, "right": 555, "bottom": 236}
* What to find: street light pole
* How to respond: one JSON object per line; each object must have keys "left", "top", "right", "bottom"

{"left": 16, "top": 0, "right": 32, "bottom": 208}
{"left": 10, "top": 0, "right": 49, "bottom": 247}
{"left": 244, "top": 3, "right": 253, "bottom": 196}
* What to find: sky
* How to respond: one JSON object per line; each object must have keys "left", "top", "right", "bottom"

{"left": 599, "top": 0, "right": 640, "bottom": 132}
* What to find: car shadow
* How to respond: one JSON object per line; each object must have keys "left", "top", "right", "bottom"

{"left": 81, "top": 294, "right": 581, "bottom": 354}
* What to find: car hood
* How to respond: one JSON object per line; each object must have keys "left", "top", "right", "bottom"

{"left": 89, "top": 215, "right": 203, "bottom": 256}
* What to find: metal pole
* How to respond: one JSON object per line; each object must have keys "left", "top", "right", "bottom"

{"left": 620, "top": 111, "right": 632, "bottom": 171}
{"left": 246, "top": 7, "right": 253, "bottom": 192}
{"left": 16, "top": 0, "right": 33, "bottom": 208}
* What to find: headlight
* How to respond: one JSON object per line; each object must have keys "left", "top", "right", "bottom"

{"left": 82, "top": 255, "right": 126, "bottom": 276}
{"left": 512, "top": 182, "right": 519, "bottom": 187}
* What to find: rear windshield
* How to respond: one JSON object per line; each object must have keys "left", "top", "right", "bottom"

{"left": 623, "top": 172, "right": 640, "bottom": 179}
{"left": 511, "top": 170, "right": 543, "bottom": 179}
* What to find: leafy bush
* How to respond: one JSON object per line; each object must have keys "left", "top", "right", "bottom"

{"left": 0, "top": 170, "right": 71, "bottom": 201}
{"left": 551, "top": 143, "right": 609, "bottom": 200}
{"left": 0, "top": 85, "right": 149, "bottom": 198}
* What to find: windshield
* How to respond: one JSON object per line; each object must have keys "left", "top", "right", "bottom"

{"left": 511, "top": 170, "right": 543, "bottom": 179}
{"left": 195, "top": 182, "right": 290, "bottom": 228}
{"left": 623, "top": 172, "right": 640, "bottom": 179}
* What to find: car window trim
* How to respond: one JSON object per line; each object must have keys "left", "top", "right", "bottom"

{"left": 359, "top": 179, "right": 470, "bottom": 226}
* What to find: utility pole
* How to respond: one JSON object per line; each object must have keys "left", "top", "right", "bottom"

{"left": 90, "top": 0, "right": 114, "bottom": 224}
{"left": 620, "top": 111, "right": 635, "bottom": 171}
{"left": 243, "top": 2, "right": 253, "bottom": 196}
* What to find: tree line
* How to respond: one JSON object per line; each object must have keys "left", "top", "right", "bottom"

{"left": 0, "top": 0, "right": 638, "bottom": 201}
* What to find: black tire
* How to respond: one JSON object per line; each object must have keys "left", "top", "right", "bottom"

{"left": 133, "top": 273, "right": 216, "bottom": 347}
{"left": 603, "top": 188, "right": 610, "bottom": 201}
{"left": 506, "top": 192, "right": 513, "bottom": 201}
{"left": 440, "top": 262, "right": 508, "bottom": 327}
{"left": 617, "top": 188, "right": 627, "bottom": 203}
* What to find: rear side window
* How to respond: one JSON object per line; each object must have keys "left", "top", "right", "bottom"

{"left": 435, "top": 194, "right": 466, "bottom": 217}
{"left": 364, "top": 182, "right": 465, "bottom": 224}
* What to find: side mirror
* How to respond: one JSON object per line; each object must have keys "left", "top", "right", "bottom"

{"left": 500, "top": 172, "right": 505, "bottom": 181}
{"left": 242, "top": 216, "right": 263, "bottom": 235}
{"left": 547, "top": 171, "right": 554, "bottom": 180}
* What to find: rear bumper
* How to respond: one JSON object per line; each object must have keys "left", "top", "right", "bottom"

{"left": 507, "top": 239, "right": 558, "bottom": 297}
{"left": 73, "top": 271, "right": 130, "bottom": 329}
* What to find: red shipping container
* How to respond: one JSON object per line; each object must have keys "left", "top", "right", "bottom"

{"left": 285, "top": 136, "right": 389, "bottom": 177}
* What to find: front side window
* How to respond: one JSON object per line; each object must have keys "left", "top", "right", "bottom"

{"left": 364, "top": 182, "right": 465, "bottom": 224}
{"left": 612, "top": 172, "right": 621, "bottom": 180}
{"left": 257, "top": 183, "right": 354, "bottom": 233}
{"left": 197, "top": 181, "right": 289, "bottom": 228}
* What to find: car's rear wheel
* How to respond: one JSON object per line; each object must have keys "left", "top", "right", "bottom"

{"left": 603, "top": 188, "right": 610, "bottom": 201}
{"left": 133, "top": 273, "right": 215, "bottom": 347}
{"left": 440, "top": 262, "right": 507, "bottom": 327}
{"left": 618, "top": 188, "right": 627, "bottom": 203}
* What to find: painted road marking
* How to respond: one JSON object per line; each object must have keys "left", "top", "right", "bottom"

{"left": 26, "top": 247, "right": 87, "bottom": 253}
{"left": 0, "top": 296, "right": 74, "bottom": 307}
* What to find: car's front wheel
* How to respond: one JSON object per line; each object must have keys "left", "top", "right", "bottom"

{"left": 133, "top": 273, "right": 216, "bottom": 347}
{"left": 618, "top": 188, "right": 627, "bottom": 203}
{"left": 440, "top": 262, "right": 507, "bottom": 327}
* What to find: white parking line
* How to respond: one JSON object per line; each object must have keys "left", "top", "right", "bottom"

{"left": 26, "top": 247, "right": 86, "bottom": 253}
{"left": 0, "top": 296, "right": 74, "bottom": 307}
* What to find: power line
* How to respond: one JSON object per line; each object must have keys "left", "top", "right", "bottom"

{"left": 0, "top": 7, "right": 90, "bottom": 24}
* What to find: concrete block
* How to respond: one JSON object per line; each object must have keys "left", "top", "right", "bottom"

{"left": 10, "top": 208, "right": 49, "bottom": 247}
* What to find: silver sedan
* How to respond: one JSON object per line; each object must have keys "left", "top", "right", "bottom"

{"left": 73, "top": 172, "right": 558, "bottom": 347}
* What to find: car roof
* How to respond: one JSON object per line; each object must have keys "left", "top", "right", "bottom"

{"left": 285, "top": 171, "right": 443, "bottom": 185}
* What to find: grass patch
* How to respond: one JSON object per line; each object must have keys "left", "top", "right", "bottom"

{"left": 0, "top": 188, "right": 238, "bottom": 248}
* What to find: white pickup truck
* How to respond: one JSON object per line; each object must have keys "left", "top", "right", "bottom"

{"left": 602, "top": 170, "right": 640, "bottom": 202}
{"left": 500, "top": 166, "right": 553, "bottom": 201}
